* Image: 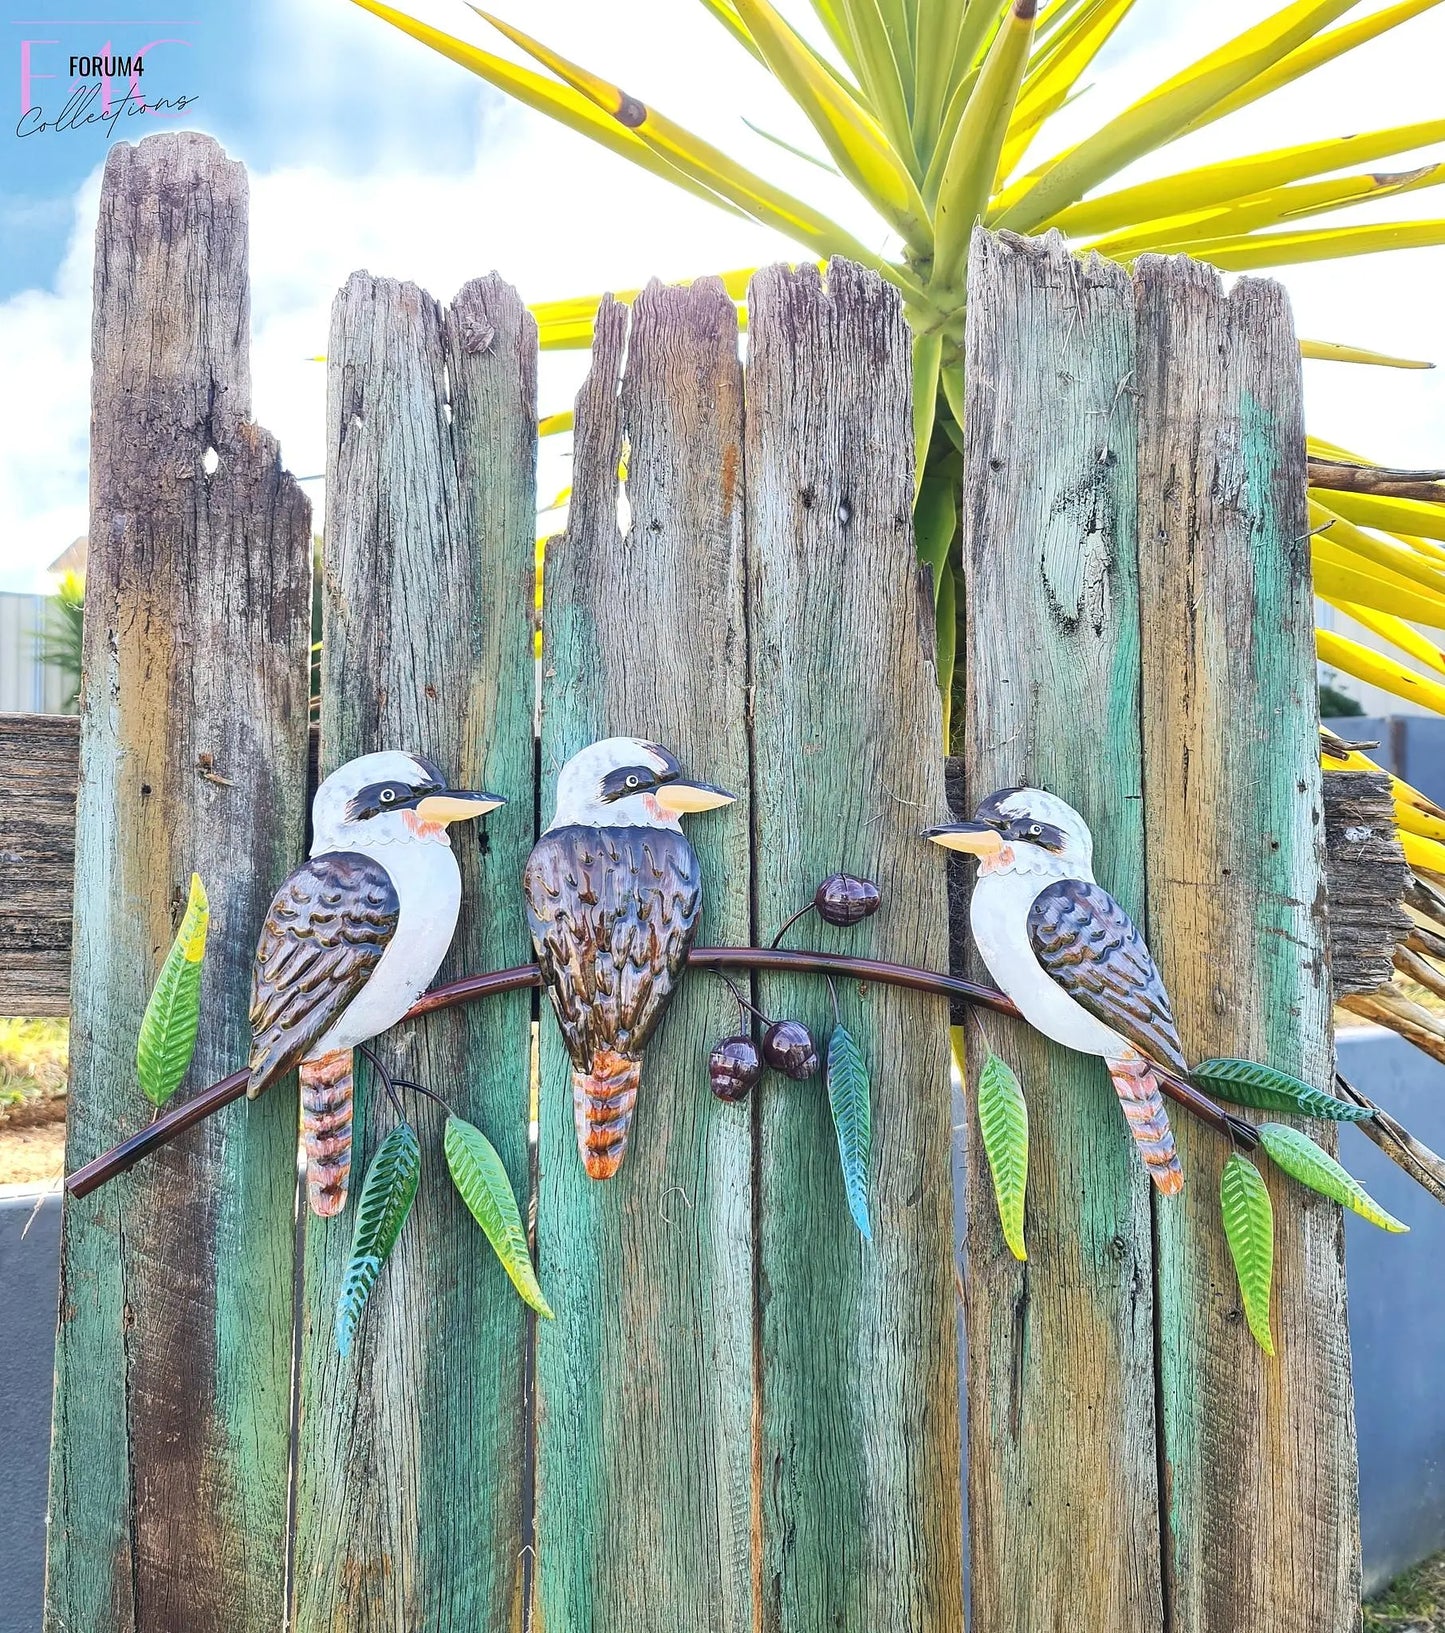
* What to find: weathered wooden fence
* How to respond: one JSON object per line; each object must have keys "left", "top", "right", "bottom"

{"left": 35, "top": 130, "right": 1357, "bottom": 1632}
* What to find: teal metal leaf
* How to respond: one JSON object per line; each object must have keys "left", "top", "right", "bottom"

{"left": 1257, "top": 1122, "right": 1408, "bottom": 1232}
{"left": 976, "top": 1051, "right": 1028, "bottom": 1261}
{"left": 1190, "top": 1057, "right": 1372, "bottom": 1122}
{"left": 335, "top": 1120, "right": 421, "bottom": 1357}
{"left": 826, "top": 1023, "right": 872, "bottom": 1240}
{"left": 135, "top": 872, "right": 209, "bottom": 1107}
{"left": 444, "top": 1115, "right": 554, "bottom": 1317}
{"left": 1220, "top": 1152, "right": 1275, "bottom": 1356}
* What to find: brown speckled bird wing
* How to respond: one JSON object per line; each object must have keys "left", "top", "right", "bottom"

{"left": 523, "top": 824, "right": 701, "bottom": 1070}
{"left": 247, "top": 851, "right": 400, "bottom": 1096}
{"left": 1026, "top": 877, "right": 1188, "bottom": 1073}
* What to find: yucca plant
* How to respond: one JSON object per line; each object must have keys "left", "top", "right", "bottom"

{"left": 355, "top": 0, "right": 1445, "bottom": 1052}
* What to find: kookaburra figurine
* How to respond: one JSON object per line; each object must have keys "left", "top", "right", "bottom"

{"left": 524, "top": 738, "right": 735, "bottom": 1180}
{"left": 247, "top": 751, "right": 505, "bottom": 1216}
{"left": 926, "top": 787, "right": 1185, "bottom": 1195}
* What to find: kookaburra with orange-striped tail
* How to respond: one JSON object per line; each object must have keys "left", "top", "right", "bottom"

{"left": 246, "top": 752, "right": 505, "bottom": 1216}
{"left": 524, "top": 738, "right": 735, "bottom": 1180}
{"left": 926, "top": 787, "right": 1186, "bottom": 1196}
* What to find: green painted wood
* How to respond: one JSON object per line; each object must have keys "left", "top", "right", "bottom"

{"left": 293, "top": 271, "right": 537, "bottom": 1630}
{"left": 746, "top": 260, "right": 962, "bottom": 1632}
{"left": 533, "top": 281, "right": 755, "bottom": 1632}
{"left": 1134, "top": 256, "right": 1359, "bottom": 1633}
{"left": 958, "top": 230, "right": 1162, "bottom": 1632}
{"left": 45, "top": 132, "right": 312, "bottom": 1632}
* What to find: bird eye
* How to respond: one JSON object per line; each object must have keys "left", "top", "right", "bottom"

{"left": 625, "top": 775, "right": 640, "bottom": 789}
{"left": 380, "top": 788, "right": 397, "bottom": 804}
{"left": 1028, "top": 823, "right": 1041, "bottom": 836}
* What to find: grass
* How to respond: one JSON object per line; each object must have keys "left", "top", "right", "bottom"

{"left": 1365, "top": 1551, "right": 1445, "bottom": 1630}
{"left": 0, "top": 1018, "right": 68, "bottom": 1117}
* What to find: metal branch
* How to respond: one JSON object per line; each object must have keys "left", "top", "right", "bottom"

{"left": 67, "top": 945, "right": 1263, "bottom": 1198}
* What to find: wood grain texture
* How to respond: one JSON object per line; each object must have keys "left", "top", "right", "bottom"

{"left": 958, "top": 230, "right": 1162, "bottom": 1633}
{"left": 293, "top": 271, "right": 537, "bottom": 1631}
{"left": 1321, "top": 769, "right": 1410, "bottom": 995}
{"left": 45, "top": 132, "right": 312, "bottom": 1633}
{"left": 0, "top": 712, "right": 78, "bottom": 1015}
{"left": 533, "top": 281, "right": 755, "bottom": 1632}
{"left": 1134, "top": 255, "right": 1359, "bottom": 1633}
{"left": 747, "top": 260, "right": 962, "bottom": 1633}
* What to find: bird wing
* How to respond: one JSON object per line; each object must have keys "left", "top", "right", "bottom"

{"left": 1026, "top": 878, "right": 1188, "bottom": 1073}
{"left": 247, "top": 851, "right": 400, "bottom": 1095}
{"left": 523, "top": 823, "right": 701, "bottom": 1069}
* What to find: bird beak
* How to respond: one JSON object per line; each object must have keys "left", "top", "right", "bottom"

{"left": 652, "top": 780, "right": 736, "bottom": 814}
{"left": 922, "top": 821, "right": 1005, "bottom": 857}
{"left": 414, "top": 790, "right": 507, "bottom": 824}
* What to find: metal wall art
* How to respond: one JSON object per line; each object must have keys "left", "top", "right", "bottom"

{"left": 77, "top": 756, "right": 1427, "bottom": 1361}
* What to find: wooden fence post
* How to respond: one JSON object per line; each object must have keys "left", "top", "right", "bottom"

{"left": 292, "top": 271, "right": 538, "bottom": 1629}
{"left": 533, "top": 280, "right": 756, "bottom": 1631}
{"left": 46, "top": 132, "right": 312, "bottom": 1632}
{"left": 1134, "top": 256, "right": 1358, "bottom": 1633}
{"left": 747, "top": 261, "right": 962, "bottom": 1631}
{"left": 958, "top": 230, "right": 1160, "bottom": 1631}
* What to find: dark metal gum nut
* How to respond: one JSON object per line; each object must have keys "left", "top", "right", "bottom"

{"left": 709, "top": 1035, "right": 762, "bottom": 1102}
{"left": 762, "top": 1020, "right": 820, "bottom": 1080}
{"left": 814, "top": 872, "right": 882, "bottom": 927}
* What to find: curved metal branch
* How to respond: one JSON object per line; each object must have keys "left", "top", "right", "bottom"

{"left": 64, "top": 945, "right": 1258, "bottom": 1199}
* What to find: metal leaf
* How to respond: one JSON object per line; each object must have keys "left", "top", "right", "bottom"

{"left": 444, "top": 1116, "right": 553, "bottom": 1317}
{"left": 1220, "top": 1152, "right": 1275, "bottom": 1356}
{"left": 135, "top": 872, "right": 209, "bottom": 1107}
{"left": 976, "top": 1051, "right": 1028, "bottom": 1261}
{"left": 1257, "top": 1122, "right": 1408, "bottom": 1232}
{"left": 1189, "top": 1056, "right": 1373, "bottom": 1121}
{"left": 826, "top": 1023, "right": 873, "bottom": 1240}
{"left": 335, "top": 1120, "right": 421, "bottom": 1357}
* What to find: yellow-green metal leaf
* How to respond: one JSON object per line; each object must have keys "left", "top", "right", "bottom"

{"left": 1257, "top": 1122, "right": 1408, "bottom": 1232}
{"left": 1184, "top": 218, "right": 1445, "bottom": 273}
{"left": 1301, "top": 339, "right": 1435, "bottom": 369}
{"left": 445, "top": 1114, "right": 554, "bottom": 1317}
{"left": 1220, "top": 1152, "right": 1275, "bottom": 1355}
{"left": 135, "top": 872, "right": 209, "bottom": 1108}
{"left": 995, "top": 0, "right": 1362, "bottom": 233}
{"left": 734, "top": 0, "right": 932, "bottom": 248}
{"left": 1317, "top": 627, "right": 1445, "bottom": 713}
{"left": 475, "top": 8, "right": 893, "bottom": 271}
{"left": 1041, "top": 117, "right": 1445, "bottom": 239}
{"left": 977, "top": 1052, "right": 1028, "bottom": 1260}
{"left": 933, "top": 0, "right": 1038, "bottom": 283}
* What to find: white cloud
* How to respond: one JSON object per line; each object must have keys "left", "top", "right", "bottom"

{"left": 2, "top": 0, "right": 1443, "bottom": 595}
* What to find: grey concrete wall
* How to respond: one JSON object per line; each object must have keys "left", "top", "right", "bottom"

{"left": 1338, "top": 1029, "right": 1445, "bottom": 1596}
{"left": 0, "top": 1188, "right": 59, "bottom": 1633}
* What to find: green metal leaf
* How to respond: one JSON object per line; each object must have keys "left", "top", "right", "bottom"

{"left": 1257, "top": 1122, "right": 1409, "bottom": 1232}
{"left": 1220, "top": 1152, "right": 1275, "bottom": 1355}
{"left": 1189, "top": 1057, "right": 1374, "bottom": 1122}
{"left": 826, "top": 1023, "right": 873, "bottom": 1239}
{"left": 445, "top": 1115, "right": 554, "bottom": 1317}
{"left": 335, "top": 1120, "right": 422, "bottom": 1358}
{"left": 135, "top": 872, "right": 209, "bottom": 1107}
{"left": 977, "top": 1051, "right": 1028, "bottom": 1261}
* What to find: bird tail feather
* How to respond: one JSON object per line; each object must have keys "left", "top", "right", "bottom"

{"left": 300, "top": 1048, "right": 354, "bottom": 1217}
{"left": 572, "top": 1049, "right": 642, "bottom": 1180}
{"left": 1108, "top": 1056, "right": 1184, "bottom": 1196}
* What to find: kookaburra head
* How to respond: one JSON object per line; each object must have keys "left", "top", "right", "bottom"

{"left": 549, "top": 736, "right": 735, "bottom": 832}
{"left": 310, "top": 750, "right": 505, "bottom": 853}
{"left": 922, "top": 786, "right": 1094, "bottom": 878}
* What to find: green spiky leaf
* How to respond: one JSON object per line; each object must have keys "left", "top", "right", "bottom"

{"left": 1189, "top": 1057, "right": 1374, "bottom": 1121}
{"left": 977, "top": 1051, "right": 1029, "bottom": 1261}
{"left": 335, "top": 1120, "right": 422, "bottom": 1358}
{"left": 826, "top": 1023, "right": 872, "bottom": 1240}
{"left": 1220, "top": 1152, "right": 1275, "bottom": 1355}
{"left": 135, "top": 872, "right": 209, "bottom": 1107}
{"left": 444, "top": 1115, "right": 554, "bottom": 1317}
{"left": 1256, "top": 1122, "right": 1408, "bottom": 1232}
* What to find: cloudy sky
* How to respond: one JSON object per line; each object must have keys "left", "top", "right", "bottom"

{"left": 2, "top": 0, "right": 1443, "bottom": 594}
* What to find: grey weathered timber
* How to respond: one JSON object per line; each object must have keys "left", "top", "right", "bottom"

{"left": 1134, "top": 255, "right": 1359, "bottom": 1633}
{"left": 1322, "top": 769, "right": 1411, "bottom": 994}
{"left": 293, "top": 271, "right": 538, "bottom": 1631}
{"left": 533, "top": 282, "right": 755, "bottom": 1632}
{"left": 46, "top": 132, "right": 312, "bottom": 1633}
{"left": 0, "top": 713, "right": 77, "bottom": 1015}
{"left": 747, "top": 260, "right": 962, "bottom": 1633}
{"left": 958, "top": 230, "right": 1161, "bottom": 1633}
